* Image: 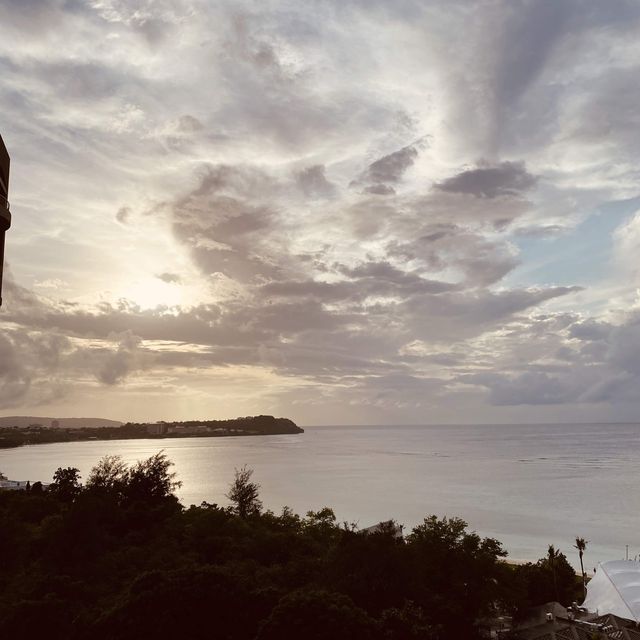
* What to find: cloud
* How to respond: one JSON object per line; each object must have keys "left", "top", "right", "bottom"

{"left": 435, "top": 161, "right": 538, "bottom": 199}
{"left": 351, "top": 141, "right": 423, "bottom": 195}
{"left": 0, "top": 333, "right": 31, "bottom": 407}
{"left": 464, "top": 370, "right": 579, "bottom": 406}
{"left": 0, "top": 325, "right": 73, "bottom": 409}
{"left": 96, "top": 331, "right": 143, "bottom": 385}
{"left": 156, "top": 272, "right": 182, "bottom": 284}
{"left": 116, "top": 206, "right": 131, "bottom": 224}
{"left": 295, "top": 165, "right": 335, "bottom": 199}
{"left": 2, "top": 0, "right": 640, "bottom": 422}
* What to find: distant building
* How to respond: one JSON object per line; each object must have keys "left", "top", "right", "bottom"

{"left": 147, "top": 423, "right": 168, "bottom": 435}
{"left": 51, "top": 419, "right": 60, "bottom": 429}
{"left": 0, "top": 479, "right": 50, "bottom": 491}
{"left": 166, "top": 424, "right": 208, "bottom": 435}
{"left": 0, "top": 479, "right": 30, "bottom": 490}
{"left": 361, "top": 520, "right": 404, "bottom": 539}
{"left": 0, "top": 133, "right": 10, "bottom": 307}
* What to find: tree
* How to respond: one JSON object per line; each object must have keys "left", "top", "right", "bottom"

{"left": 226, "top": 465, "right": 262, "bottom": 518}
{"left": 547, "top": 545, "right": 560, "bottom": 602}
{"left": 256, "top": 589, "right": 380, "bottom": 640}
{"left": 126, "top": 451, "right": 181, "bottom": 502}
{"left": 513, "top": 547, "right": 579, "bottom": 612}
{"left": 574, "top": 537, "right": 588, "bottom": 598}
{"left": 406, "top": 516, "right": 507, "bottom": 637}
{"left": 85, "top": 455, "right": 128, "bottom": 494}
{"left": 94, "top": 567, "right": 265, "bottom": 640}
{"left": 380, "top": 601, "right": 439, "bottom": 640}
{"left": 304, "top": 507, "right": 340, "bottom": 542}
{"left": 50, "top": 467, "right": 82, "bottom": 502}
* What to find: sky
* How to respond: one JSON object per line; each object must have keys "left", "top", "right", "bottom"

{"left": 2, "top": 0, "right": 640, "bottom": 425}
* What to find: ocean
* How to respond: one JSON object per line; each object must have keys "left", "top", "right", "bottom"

{"left": 1, "top": 422, "right": 638, "bottom": 570}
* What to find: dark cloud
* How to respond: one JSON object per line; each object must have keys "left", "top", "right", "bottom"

{"left": 156, "top": 272, "right": 182, "bottom": 284}
{"left": 178, "top": 115, "right": 204, "bottom": 132}
{"left": 606, "top": 318, "right": 640, "bottom": 377}
{"left": 569, "top": 319, "right": 611, "bottom": 341}
{"left": 402, "top": 286, "right": 581, "bottom": 342}
{"left": 0, "top": 0, "right": 83, "bottom": 33}
{"left": 0, "top": 333, "right": 31, "bottom": 407}
{"left": 96, "top": 331, "right": 143, "bottom": 385}
{"left": 435, "top": 161, "right": 537, "bottom": 199}
{"left": 116, "top": 206, "right": 131, "bottom": 224}
{"left": 362, "top": 144, "right": 418, "bottom": 184}
{"left": 171, "top": 164, "right": 289, "bottom": 282}
{"left": 351, "top": 142, "right": 421, "bottom": 194}
{"left": 261, "top": 264, "right": 456, "bottom": 305}
{"left": 295, "top": 165, "right": 336, "bottom": 198}
{"left": 363, "top": 184, "right": 395, "bottom": 195}
{"left": 388, "top": 227, "right": 520, "bottom": 287}
{"left": 494, "top": 1, "right": 573, "bottom": 109}
{"left": 0, "top": 323, "right": 73, "bottom": 409}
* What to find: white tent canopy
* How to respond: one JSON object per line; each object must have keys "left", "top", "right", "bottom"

{"left": 583, "top": 560, "right": 640, "bottom": 622}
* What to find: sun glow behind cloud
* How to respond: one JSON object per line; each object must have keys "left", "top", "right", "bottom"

{"left": 119, "top": 277, "right": 185, "bottom": 310}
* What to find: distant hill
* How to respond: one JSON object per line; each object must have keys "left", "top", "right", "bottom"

{"left": 124, "top": 415, "right": 303, "bottom": 435}
{"left": 0, "top": 416, "right": 122, "bottom": 429}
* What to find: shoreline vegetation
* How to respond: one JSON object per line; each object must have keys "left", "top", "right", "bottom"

{"left": 0, "top": 452, "right": 585, "bottom": 640}
{"left": 0, "top": 415, "right": 303, "bottom": 449}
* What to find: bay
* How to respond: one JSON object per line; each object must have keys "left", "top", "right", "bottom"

{"left": 1, "top": 422, "right": 639, "bottom": 571}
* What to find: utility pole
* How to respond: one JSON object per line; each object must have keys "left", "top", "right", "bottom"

{"left": 0, "top": 134, "right": 11, "bottom": 307}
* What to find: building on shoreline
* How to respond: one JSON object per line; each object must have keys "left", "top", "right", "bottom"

{"left": 0, "top": 479, "right": 50, "bottom": 491}
{"left": 146, "top": 423, "right": 169, "bottom": 435}
{"left": 0, "top": 133, "right": 10, "bottom": 307}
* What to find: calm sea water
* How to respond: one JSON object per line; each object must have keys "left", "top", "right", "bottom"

{"left": 1, "top": 423, "right": 638, "bottom": 570}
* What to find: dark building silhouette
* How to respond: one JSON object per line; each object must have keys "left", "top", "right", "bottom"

{"left": 0, "top": 134, "right": 10, "bottom": 307}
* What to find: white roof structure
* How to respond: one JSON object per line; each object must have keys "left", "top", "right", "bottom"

{"left": 583, "top": 560, "right": 640, "bottom": 622}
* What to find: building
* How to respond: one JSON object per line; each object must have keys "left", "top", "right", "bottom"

{"left": 0, "top": 479, "right": 31, "bottom": 491}
{"left": 146, "top": 423, "right": 168, "bottom": 435}
{"left": 0, "top": 134, "right": 10, "bottom": 307}
{"left": 583, "top": 561, "right": 640, "bottom": 623}
{"left": 361, "top": 520, "right": 404, "bottom": 539}
{"left": 510, "top": 603, "right": 640, "bottom": 639}
{"left": 509, "top": 562, "right": 640, "bottom": 639}
{"left": 0, "top": 479, "right": 50, "bottom": 491}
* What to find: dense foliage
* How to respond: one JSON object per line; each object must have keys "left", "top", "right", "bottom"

{"left": 0, "top": 423, "right": 149, "bottom": 448}
{"left": 0, "top": 453, "right": 581, "bottom": 639}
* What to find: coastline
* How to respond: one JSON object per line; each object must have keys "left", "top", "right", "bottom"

{"left": 0, "top": 415, "right": 303, "bottom": 449}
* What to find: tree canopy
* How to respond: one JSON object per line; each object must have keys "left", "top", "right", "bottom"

{"left": 0, "top": 453, "right": 582, "bottom": 639}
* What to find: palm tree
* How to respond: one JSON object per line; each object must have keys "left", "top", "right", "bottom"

{"left": 574, "top": 537, "right": 588, "bottom": 599}
{"left": 547, "top": 545, "right": 560, "bottom": 602}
